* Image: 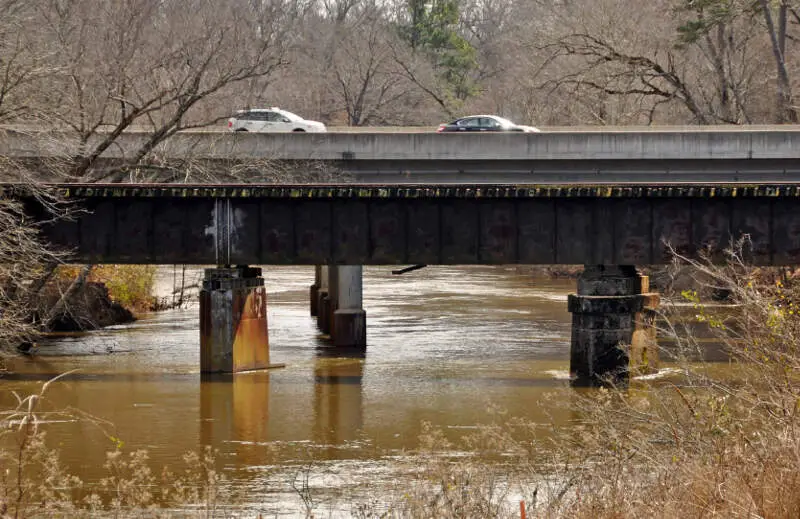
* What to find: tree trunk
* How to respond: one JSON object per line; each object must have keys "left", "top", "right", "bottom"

{"left": 759, "top": 0, "right": 798, "bottom": 123}
{"left": 42, "top": 264, "right": 93, "bottom": 329}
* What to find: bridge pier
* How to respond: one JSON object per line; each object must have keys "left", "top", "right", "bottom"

{"left": 199, "top": 266, "right": 270, "bottom": 373}
{"left": 331, "top": 266, "right": 366, "bottom": 348}
{"left": 568, "top": 265, "right": 659, "bottom": 387}
{"left": 310, "top": 266, "right": 321, "bottom": 317}
{"left": 316, "top": 266, "right": 331, "bottom": 334}
{"left": 320, "top": 266, "right": 366, "bottom": 347}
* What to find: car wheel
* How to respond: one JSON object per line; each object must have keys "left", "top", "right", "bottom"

{"left": 292, "top": 128, "right": 306, "bottom": 132}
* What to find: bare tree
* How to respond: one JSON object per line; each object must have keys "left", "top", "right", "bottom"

{"left": 673, "top": 0, "right": 764, "bottom": 124}
{"left": 0, "top": 165, "right": 71, "bottom": 354}
{"left": 329, "top": 9, "right": 417, "bottom": 125}
{"left": 528, "top": 0, "right": 789, "bottom": 125}
{"left": 758, "top": 0, "right": 798, "bottom": 122}
{"left": 21, "top": 0, "right": 298, "bottom": 179}
{"left": 544, "top": 33, "right": 731, "bottom": 124}
{"left": 0, "top": 1, "right": 55, "bottom": 122}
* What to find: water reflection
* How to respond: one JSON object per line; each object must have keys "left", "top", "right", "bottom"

{"left": 312, "top": 350, "right": 365, "bottom": 449}
{"left": 200, "top": 372, "right": 272, "bottom": 468}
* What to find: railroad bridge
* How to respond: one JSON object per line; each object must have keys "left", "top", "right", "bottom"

{"left": 7, "top": 181, "right": 800, "bottom": 386}
{"left": 3, "top": 126, "right": 800, "bottom": 385}
{"left": 19, "top": 183, "right": 800, "bottom": 266}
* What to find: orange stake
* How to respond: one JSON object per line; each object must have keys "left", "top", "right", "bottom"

{"left": 520, "top": 500, "right": 526, "bottom": 519}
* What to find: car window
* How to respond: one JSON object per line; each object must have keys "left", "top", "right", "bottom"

{"left": 459, "top": 117, "right": 481, "bottom": 128}
{"left": 276, "top": 110, "right": 302, "bottom": 122}
{"left": 481, "top": 118, "right": 501, "bottom": 129}
{"left": 245, "top": 112, "right": 269, "bottom": 121}
{"left": 493, "top": 116, "right": 516, "bottom": 128}
{"left": 266, "top": 111, "right": 284, "bottom": 122}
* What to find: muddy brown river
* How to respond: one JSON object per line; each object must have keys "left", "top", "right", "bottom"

{"left": 1, "top": 265, "right": 711, "bottom": 515}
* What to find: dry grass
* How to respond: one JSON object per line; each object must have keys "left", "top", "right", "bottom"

{"left": 0, "top": 374, "right": 231, "bottom": 518}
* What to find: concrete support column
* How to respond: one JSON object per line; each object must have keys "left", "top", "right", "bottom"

{"left": 200, "top": 266, "right": 269, "bottom": 373}
{"left": 568, "top": 265, "right": 658, "bottom": 386}
{"left": 316, "top": 266, "right": 331, "bottom": 334}
{"left": 327, "top": 265, "right": 340, "bottom": 339}
{"left": 332, "top": 266, "right": 366, "bottom": 348}
{"left": 310, "top": 265, "right": 322, "bottom": 317}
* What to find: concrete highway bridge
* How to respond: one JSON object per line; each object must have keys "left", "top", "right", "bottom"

{"left": 2, "top": 126, "right": 800, "bottom": 183}
{"left": 3, "top": 126, "right": 800, "bottom": 386}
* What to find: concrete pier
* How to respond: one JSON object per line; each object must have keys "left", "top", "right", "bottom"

{"left": 199, "top": 266, "right": 270, "bottom": 373}
{"left": 332, "top": 266, "right": 366, "bottom": 348}
{"left": 568, "top": 265, "right": 659, "bottom": 386}
{"left": 310, "top": 265, "right": 321, "bottom": 317}
{"left": 316, "top": 266, "right": 331, "bottom": 334}
{"left": 328, "top": 266, "right": 340, "bottom": 340}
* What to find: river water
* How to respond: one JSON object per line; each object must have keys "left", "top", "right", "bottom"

{"left": 0, "top": 266, "right": 674, "bottom": 514}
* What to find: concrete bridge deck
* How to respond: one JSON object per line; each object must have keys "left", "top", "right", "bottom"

{"left": 4, "top": 127, "right": 799, "bottom": 160}
{"left": 2, "top": 128, "right": 800, "bottom": 182}
{"left": 11, "top": 182, "right": 800, "bottom": 266}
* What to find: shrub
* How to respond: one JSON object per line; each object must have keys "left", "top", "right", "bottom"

{"left": 90, "top": 265, "right": 157, "bottom": 314}
{"left": 55, "top": 265, "right": 157, "bottom": 315}
{"left": 0, "top": 375, "right": 228, "bottom": 518}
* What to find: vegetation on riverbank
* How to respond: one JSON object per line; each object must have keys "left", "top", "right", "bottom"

{"left": 0, "top": 188, "right": 68, "bottom": 355}
{"left": 38, "top": 265, "right": 161, "bottom": 333}
{"left": 399, "top": 246, "right": 800, "bottom": 518}
{"left": 59, "top": 266, "right": 157, "bottom": 316}
{"left": 1, "top": 247, "right": 798, "bottom": 517}
{"left": 0, "top": 180, "right": 166, "bottom": 352}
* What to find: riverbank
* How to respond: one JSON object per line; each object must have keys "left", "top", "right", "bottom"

{"left": 28, "top": 265, "right": 168, "bottom": 336}
{"left": 41, "top": 281, "right": 134, "bottom": 332}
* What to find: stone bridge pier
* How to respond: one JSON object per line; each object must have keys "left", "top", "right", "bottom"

{"left": 569, "top": 265, "right": 659, "bottom": 386}
{"left": 198, "top": 263, "right": 366, "bottom": 374}
{"left": 331, "top": 266, "right": 367, "bottom": 348}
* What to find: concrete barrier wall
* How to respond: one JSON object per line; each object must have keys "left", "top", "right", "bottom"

{"left": 3, "top": 128, "right": 800, "bottom": 161}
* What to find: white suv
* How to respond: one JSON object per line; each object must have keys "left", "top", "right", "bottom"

{"left": 228, "top": 108, "right": 327, "bottom": 133}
